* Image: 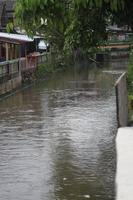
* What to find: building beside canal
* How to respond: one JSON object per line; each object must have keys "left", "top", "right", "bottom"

{"left": 0, "top": 32, "right": 49, "bottom": 97}
{"left": 0, "top": 0, "right": 50, "bottom": 97}
{"left": 107, "top": 25, "right": 133, "bottom": 43}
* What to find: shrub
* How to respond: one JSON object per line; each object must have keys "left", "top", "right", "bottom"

{"left": 36, "top": 62, "right": 54, "bottom": 78}
{"left": 127, "top": 49, "right": 133, "bottom": 93}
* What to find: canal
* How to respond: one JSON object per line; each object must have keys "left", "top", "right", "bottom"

{"left": 0, "top": 62, "right": 125, "bottom": 200}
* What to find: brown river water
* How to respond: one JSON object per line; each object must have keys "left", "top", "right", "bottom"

{"left": 0, "top": 61, "right": 127, "bottom": 200}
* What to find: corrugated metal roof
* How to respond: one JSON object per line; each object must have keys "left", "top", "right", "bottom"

{"left": 0, "top": 32, "right": 34, "bottom": 42}
{"left": 6, "top": 0, "right": 15, "bottom": 11}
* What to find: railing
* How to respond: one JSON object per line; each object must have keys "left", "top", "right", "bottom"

{"left": 36, "top": 53, "right": 48, "bottom": 65}
{"left": 0, "top": 53, "right": 49, "bottom": 82}
{"left": 107, "top": 37, "right": 133, "bottom": 45}
{"left": 19, "top": 57, "right": 27, "bottom": 72}
{"left": 20, "top": 53, "right": 49, "bottom": 72}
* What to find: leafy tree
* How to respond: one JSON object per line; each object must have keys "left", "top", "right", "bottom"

{"left": 111, "top": 0, "right": 133, "bottom": 31}
{"left": 14, "top": 0, "right": 127, "bottom": 55}
{"left": 15, "top": 0, "right": 71, "bottom": 52}
{"left": 64, "top": 2, "right": 108, "bottom": 54}
{"left": 74, "top": 0, "right": 125, "bottom": 10}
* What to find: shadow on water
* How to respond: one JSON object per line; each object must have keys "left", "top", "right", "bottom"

{"left": 0, "top": 60, "right": 120, "bottom": 200}
{"left": 53, "top": 131, "right": 117, "bottom": 200}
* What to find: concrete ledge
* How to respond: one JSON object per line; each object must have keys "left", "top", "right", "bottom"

{"left": 116, "top": 127, "right": 133, "bottom": 200}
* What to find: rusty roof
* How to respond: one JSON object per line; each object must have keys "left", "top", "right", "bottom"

{"left": 0, "top": 0, "right": 15, "bottom": 11}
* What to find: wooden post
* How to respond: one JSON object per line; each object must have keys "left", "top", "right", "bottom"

{"left": 5, "top": 43, "right": 9, "bottom": 61}
{"left": 0, "top": 42, "right": 1, "bottom": 58}
{"left": 8, "top": 44, "right": 10, "bottom": 60}
{"left": 13, "top": 44, "right": 16, "bottom": 59}
{"left": 25, "top": 44, "right": 27, "bottom": 57}
{"left": 10, "top": 44, "right": 13, "bottom": 60}
{"left": 15, "top": 44, "right": 18, "bottom": 59}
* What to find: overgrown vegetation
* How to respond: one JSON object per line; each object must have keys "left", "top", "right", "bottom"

{"left": 35, "top": 61, "right": 62, "bottom": 78}
{"left": 127, "top": 50, "right": 133, "bottom": 93}
{"left": 35, "top": 53, "right": 74, "bottom": 78}
{"left": 126, "top": 51, "right": 133, "bottom": 122}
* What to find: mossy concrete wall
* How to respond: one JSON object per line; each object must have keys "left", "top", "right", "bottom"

{"left": 0, "top": 75, "right": 22, "bottom": 96}
{"left": 115, "top": 72, "right": 128, "bottom": 127}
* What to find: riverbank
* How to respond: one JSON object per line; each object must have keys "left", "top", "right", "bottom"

{"left": 116, "top": 127, "right": 133, "bottom": 200}
{"left": 0, "top": 66, "right": 66, "bottom": 101}
{"left": 0, "top": 52, "right": 71, "bottom": 99}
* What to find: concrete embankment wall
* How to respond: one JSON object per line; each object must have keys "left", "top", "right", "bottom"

{"left": 0, "top": 59, "right": 22, "bottom": 96}
{"left": 115, "top": 72, "right": 128, "bottom": 127}
{"left": 0, "top": 76, "right": 22, "bottom": 96}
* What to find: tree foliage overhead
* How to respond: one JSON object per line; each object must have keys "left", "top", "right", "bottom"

{"left": 74, "top": 0, "right": 125, "bottom": 10}
{"left": 112, "top": 0, "right": 133, "bottom": 31}
{"left": 15, "top": 0, "right": 71, "bottom": 51}
{"left": 14, "top": 0, "right": 128, "bottom": 54}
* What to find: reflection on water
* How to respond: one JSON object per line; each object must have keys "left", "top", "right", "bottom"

{"left": 0, "top": 64, "right": 118, "bottom": 200}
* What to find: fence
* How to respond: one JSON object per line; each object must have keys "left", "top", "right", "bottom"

{"left": 115, "top": 72, "right": 128, "bottom": 127}
{"left": 36, "top": 53, "right": 48, "bottom": 65}
{"left": 19, "top": 57, "right": 26, "bottom": 72}
{"left": 20, "top": 53, "right": 48, "bottom": 73}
